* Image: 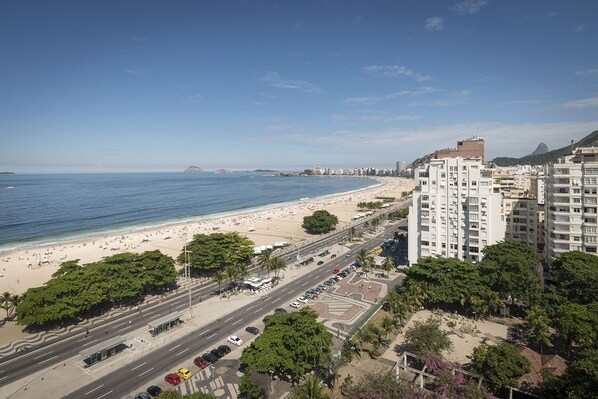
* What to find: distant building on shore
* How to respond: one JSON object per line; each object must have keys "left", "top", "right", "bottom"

{"left": 435, "top": 137, "right": 485, "bottom": 163}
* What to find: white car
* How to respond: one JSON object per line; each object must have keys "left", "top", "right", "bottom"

{"left": 290, "top": 302, "right": 301, "bottom": 309}
{"left": 297, "top": 296, "right": 308, "bottom": 304}
{"left": 228, "top": 335, "right": 243, "bottom": 346}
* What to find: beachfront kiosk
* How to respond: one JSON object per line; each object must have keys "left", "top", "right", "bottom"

{"left": 148, "top": 313, "right": 183, "bottom": 336}
{"left": 79, "top": 336, "right": 127, "bottom": 367}
{"left": 242, "top": 275, "right": 273, "bottom": 292}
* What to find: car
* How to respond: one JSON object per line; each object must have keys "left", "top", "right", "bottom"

{"left": 290, "top": 302, "right": 301, "bottom": 309}
{"left": 317, "top": 284, "right": 326, "bottom": 291}
{"left": 246, "top": 326, "right": 260, "bottom": 335}
{"left": 304, "top": 291, "right": 316, "bottom": 299}
{"left": 346, "top": 252, "right": 352, "bottom": 258}
{"left": 332, "top": 268, "right": 340, "bottom": 274}
{"left": 218, "top": 344, "right": 231, "bottom": 354}
{"left": 331, "top": 254, "right": 337, "bottom": 258}
{"left": 165, "top": 373, "right": 182, "bottom": 385}
{"left": 228, "top": 335, "right": 244, "bottom": 346}
{"left": 297, "top": 296, "right": 308, "bottom": 304}
{"left": 211, "top": 348, "right": 226, "bottom": 358}
{"left": 313, "top": 286, "right": 323, "bottom": 293}
{"left": 135, "top": 393, "right": 151, "bottom": 399}
{"left": 274, "top": 307, "right": 287, "bottom": 313}
{"left": 147, "top": 386, "right": 162, "bottom": 397}
{"left": 334, "top": 275, "right": 342, "bottom": 281}
{"left": 194, "top": 356, "right": 209, "bottom": 369}
{"left": 176, "top": 367, "right": 192, "bottom": 380}
{"left": 317, "top": 261, "right": 324, "bottom": 265}
{"left": 324, "top": 279, "right": 335, "bottom": 286}
{"left": 202, "top": 352, "right": 219, "bottom": 364}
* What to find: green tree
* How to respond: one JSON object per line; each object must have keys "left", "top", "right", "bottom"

{"left": 321, "top": 353, "right": 342, "bottom": 390}
{"left": 541, "top": 347, "right": 598, "bottom": 399}
{"left": 212, "top": 270, "right": 226, "bottom": 297}
{"left": 239, "top": 370, "right": 264, "bottom": 399}
{"left": 356, "top": 248, "right": 368, "bottom": 266}
{"left": 302, "top": 210, "right": 339, "bottom": 234}
{"left": 382, "top": 256, "right": 394, "bottom": 277}
{"left": 240, "top": 308, "right": 332, "bottom": 385}
{"left": 550, "top": 251, "right": 598, "bottom": 304}
{"left": 553, "top": 302, "right": 598, "bottom": 355}
{"left": 404, "top": 317, "right": 452, "bottom": 355}
{"left": 179, "top": 232, "right": 254, "bottom": 276}
{"left": 470, "top": 342, "right": 531, "bottom": 395}
{"left": 381, "top": 316, "right": 395, "bottom": 342}
{"left": 480, "top": 239, "right": 542, "bottom": 306}
{"left": 343, "top": 370, "right": 419, "bottom": 399}
{"left": 270, "top": 256, "right": 287, "bottom": 279}
{"left": 289, "top": 375, "right": 330, "bottom": 399}
{"left": 257, "top": 249, "right": 273, "bottom": 276}
{"left": 1, "top": 291, "right": 12, "bottom": 318}
{"left": 525, "top": 305, "right": 552, "bottom": 355}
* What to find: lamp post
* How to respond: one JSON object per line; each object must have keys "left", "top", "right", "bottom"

{"left": 184, "top": 243, "right": 193, "bottom": 320}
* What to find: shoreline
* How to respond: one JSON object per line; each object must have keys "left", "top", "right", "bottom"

{"left": 0, "top": 177, "right": 382, "bottom": 254}
{"left": 0, "top": 177, "right": 415, "bottom": 295}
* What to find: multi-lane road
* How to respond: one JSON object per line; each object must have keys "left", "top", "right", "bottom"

{"left": 0, "top": 203, "right": 408, "bottom": 397}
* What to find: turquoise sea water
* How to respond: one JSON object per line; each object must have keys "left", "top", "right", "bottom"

{"left": 0, "top": 173, "right": 377, "bottom": 250}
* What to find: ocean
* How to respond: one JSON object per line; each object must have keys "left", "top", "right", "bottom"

{"left": 0, "top": 173, "right": 378, "bottom": 250}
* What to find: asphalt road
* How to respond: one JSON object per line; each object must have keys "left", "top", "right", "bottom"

{"left": 63, "top": 218, "right": 406, "bottom": 399}
{"left": 0, "top": 203, "right": 408, "bottom": 390}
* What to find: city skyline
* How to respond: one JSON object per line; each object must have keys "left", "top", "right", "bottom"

{"left": 2, "top": 0, "right": 598, "bottom": 172}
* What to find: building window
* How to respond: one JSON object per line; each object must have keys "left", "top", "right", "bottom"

{"left": 586, "top": 246, "right": 597, "bottom": 253}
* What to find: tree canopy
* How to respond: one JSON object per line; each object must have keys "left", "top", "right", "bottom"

{"left": 541, "top": 347, "right": 598, "bottom": 399}
{"left": 404, "top": 317, "right": 452, "bottom": 355}
{"left": 156, "top": 391, "right": 216, "bottom": 399}
{"left": 302, "top": 210, "right": 339, "bottom": 234}
{"left": 17, "top": 251, "right": 176, "bottom": 328}
{"left": 549, "top": 251, "right": 598, "bottom": 305}
{"left": 480, "top": 239, "right": 542, "bottom": 305}
{"left": 470, "top": 342, "right": 530, "bottom": 395}
{"left": 240, "top": 308, "right": 332, "bottom": 385}
{"left": 179, "top": 232, "right": 254, "bottom": 276}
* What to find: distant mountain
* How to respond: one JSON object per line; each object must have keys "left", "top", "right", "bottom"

{"left": 214, "top": 169, "right": 231, "bottom": 174}
{"left": 253, "top": 169, "right": 279, "bottom": 173}
{"left": 0, "top": 172, "right": 15, "bottom": 175}
{"left": 530, "top": 143, "right": 549, "bottom": 156}
{"left": 492, "top": 129, "right": 598, "bottom": 166}
{"left": 184, "top": 166, "right": 205, "bottom": 173}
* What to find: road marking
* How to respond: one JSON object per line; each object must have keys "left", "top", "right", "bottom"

{"left": 0, "top": 375, "right": 8, "bottom": 381}
{"left": 253, "top": 307, "right": 263, "bottom": 314}
{"left": 279, "top": 288, "right": 288, "bottom": 293}
{"left": 231, "top": 319, "right": 242, "bottom": 326}
{"left": 206, "top": 333, "right": 217, "bottom": 340}
{"left": 176, "top": 348, "right": 190, "bottom": 356}
{"left": 86, "top": 339, "right": 99, "bottom": 344}
{"left": 96, "top": 390, "right": 113, "bottom": 399}
{"left": 138, "top": 367, "right": 155, "bottom": 377}
{"left": 38, "top": 355, "right": 58, "bottom": 364}
{"left": 223, "top": 316, "right": 234, "bottom": 323}
{"left": 131, "top": 361, "right": 147, "bottom": 371}
{"left": 33, "top": 351, "right": 53, "bottom": 360}
{"left": 85, "top": 384, "right": 104, "bottom": 395}
{"left": 198, "top": 329, "right": 210, "bottom": 336}
{"left": 247, "top": 305, "right": 255, "bottom": 310}
{"left": 112, "top": 322, "right": 127, "bottom": 329}
{"left": 168, "top": 344, "right": 182, "bottom": 352}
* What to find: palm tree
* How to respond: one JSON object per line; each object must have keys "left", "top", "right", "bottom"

{"left": 526, "top": 305, "right": 552, "bottom": 355}
{"left": 270, "top": 257, "right": 287, "bottom": 279}
{"left": 382, "top": 256, "right": 394, "bottom": 277}
{"left": 226, "top": 264, "right": 239, "bottom": 288}
{"left": 356, "top": 248, "right": 368, "bottom": 266}
{"left": 9, "top": 294, "right": 21, "bottom": 317}
{"left": 405, "top": 285, "right": 428, "bottom": 311}
{"left": 213, "top": 270, "right": 226, "bottom": 297}
{"left": 236, "top": 263, "right": 249, "bottom": 283}
{"left": 482, "top": 290, "right": 502, "bottom": 317}
{"left": 257, "top": 249, "right": 273, "bottom": 276}
{"left": 290, "top": 375, "right": 330, "bottom": 399}
{"left": 352, "top": 328, "right": 368, "bottom": 356}
{"left": 381, "top": 316, "right": 395, "bottom": 343}
{"left": 1, "top": 291, "right": 12, "bottom": 319}
{"left": 321, "top": 353, "right": 342, "bottom": 391}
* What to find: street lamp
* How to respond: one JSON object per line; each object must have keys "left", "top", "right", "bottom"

{"left": 184, "top": 243, "right": 193, "bottom": 320}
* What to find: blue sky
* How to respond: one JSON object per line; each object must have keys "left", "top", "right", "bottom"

{"left": 1, "top": 0, "right": 597, "bottom": 172}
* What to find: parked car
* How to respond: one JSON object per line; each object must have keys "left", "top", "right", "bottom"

{"left": 304, "top": 291, "right": 316, "bottom": 299}
{"left": 228, "top": 335, "right": 244, "bottom": 346}
{"left": 290, "top": 302, "right": 301, "bottom": 309}
{"left": 317, "top": 260, "right": 324, "bottom": 265}
{"left": 297, "top": 296, "right": 308, "bottom": 304}
{"left": 165, "top": 373, "right": 182, "bottom": 385}
{"left": 135, "top": 393, "right": 151, "bottom": 399}
{"left": 194, "top": 356, "right": 209, "bottom": 369}
{"left": 218, "top": 344, "right": 231, "bottom": 354}
{"left": 331, "top": 254, "right": 337, "bottom": 258}
{"left": 324, "top": 279, "right": 335, "bottom": 286}
{"left": 202, "top": 352, "right": 219, "bottom": 364}
{"left": 176, "top": 367, "right": 192, "bottom": 380}
{"left": 246, "top": 326, "right": 260, "bottom": 335}
{"left": 274, "top": 307, "right": 287, "bottom": 313}
{"left": 332, "top": 268, "right": 340, "bottom": 274}
{"left": 317, "top": 284, "right": 326, "bottom": 291}
{"left": 147, "top": 386, "right": 162, "bottom": 397}
{"left": 211, "top": 348, "right": 226, "bottom": 358}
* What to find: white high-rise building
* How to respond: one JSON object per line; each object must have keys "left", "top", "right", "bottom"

{"left": 546, "top": 147, "right": 598, "bottom": 259}
{"left": 408, "top": 157, "right": 506, "bottom": 264}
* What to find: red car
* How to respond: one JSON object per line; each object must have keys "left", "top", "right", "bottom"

{"left": 332, "top": 268, "right": 340, "bottom": 274}
{"left": 194, "top": 356, "right": 209, "bottom": 369}
{"left": 165, "top": 373, "right": 181, "bottom": 386}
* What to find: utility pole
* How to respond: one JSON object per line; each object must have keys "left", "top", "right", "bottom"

{"left": 184, "top": 245, "right": 193, "bottom": 320}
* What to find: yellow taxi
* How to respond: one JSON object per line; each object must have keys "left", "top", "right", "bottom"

{"left": 176, "top": 367, "right": 192, "bottom": 380}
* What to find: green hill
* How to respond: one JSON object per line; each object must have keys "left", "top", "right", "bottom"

{"left": 492, "top": 129, "right": 598, "bottom": 166}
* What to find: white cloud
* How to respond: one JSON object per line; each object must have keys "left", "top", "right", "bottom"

{"left": 499, "top": 99, "right": 545, "bottom": 106}
{"left": 451, "top": 0, "right": 489, "bottom": 15}
{"left": 364, "top": 65, "right": 432, "bottom": 82}
{"left": 409, "top": 89, "right": 471, "bottom": 106}
{"left": 125, "top": 69, "right": 141, "bottom": 74}
{"left": 576, "top": 68, "right": 598, "bottom": 78}
{"left": 564, "top": 96, "right": 598, "bottom": 108}
{"left": 262, "top": 71, "right": 322, "bottom": 94}
{"left": 345, "top": 87, "right": 439, "bottom": 106}
{"left": 425, "top": 17, "right": 444, "bottom": 31}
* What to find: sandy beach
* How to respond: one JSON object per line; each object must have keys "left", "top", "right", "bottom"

{"left": 0, "top": 177, "right": 414, "bottom": 296}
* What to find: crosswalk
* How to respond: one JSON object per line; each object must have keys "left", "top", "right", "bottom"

{"left": 176, "top": 367, "right": 239, "bottom": 398}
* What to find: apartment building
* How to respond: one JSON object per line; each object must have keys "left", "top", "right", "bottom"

{"left": 546, "top": 147, "right": 598, "bottom": 259}
{"left": 502, "top": 197, "right": 539, "bottom": 249}
{"left": 408, "top": 156, "right": 505, "bottom": 264}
